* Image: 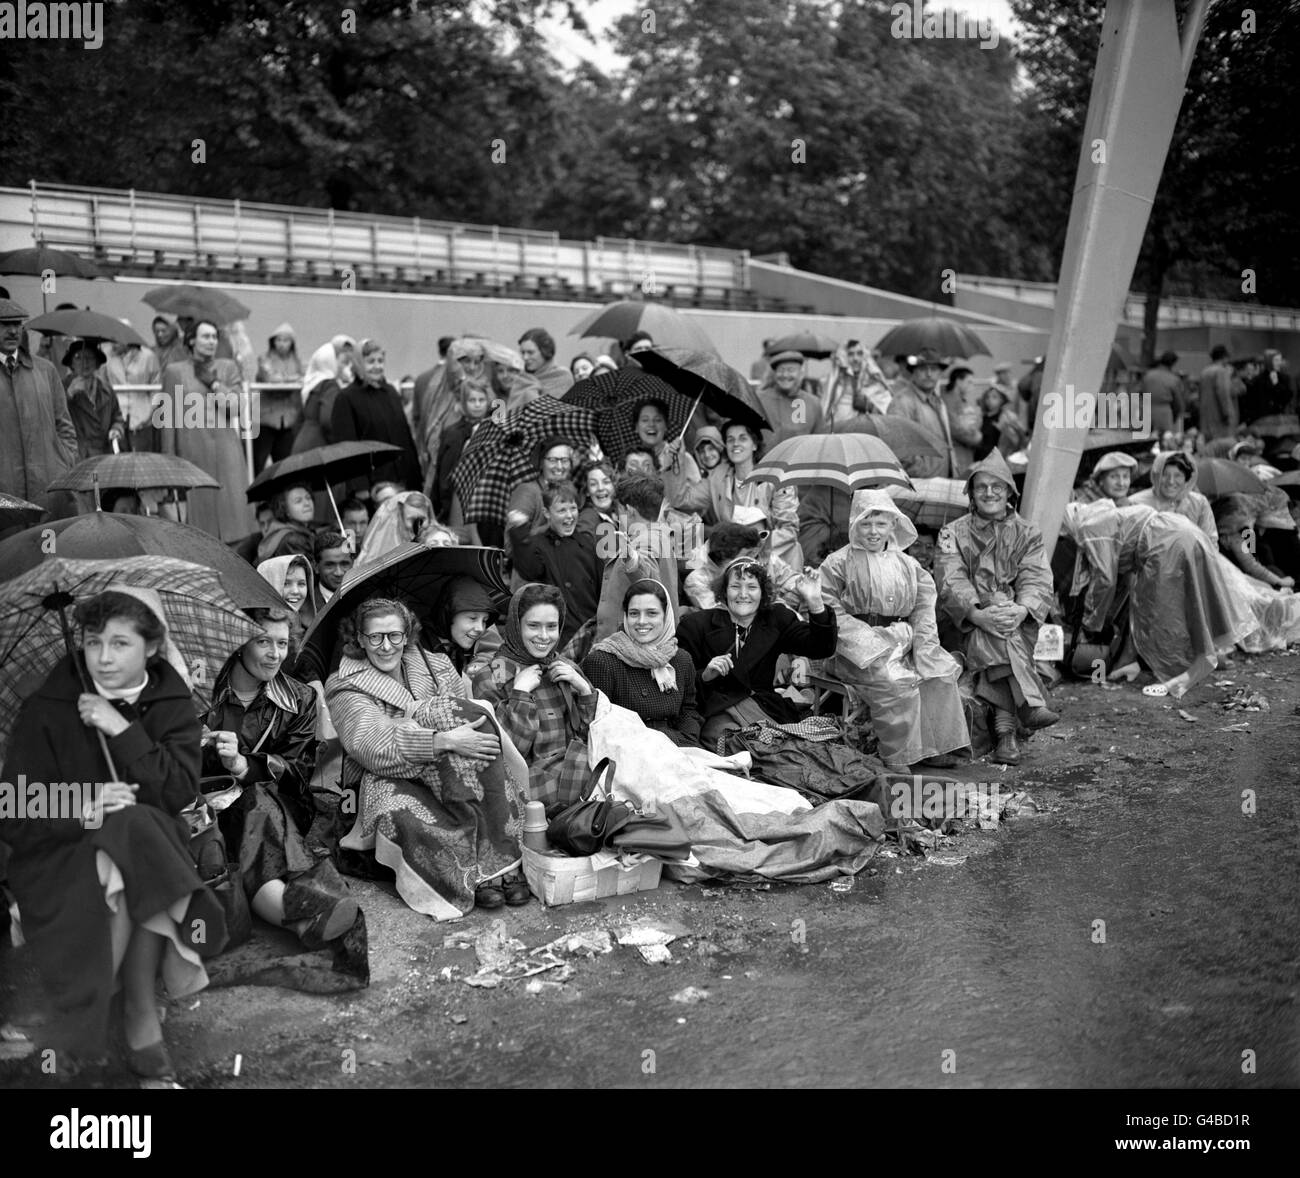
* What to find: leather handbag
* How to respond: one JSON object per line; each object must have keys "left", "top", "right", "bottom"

{"left": 546, "top": 758, "right": 635, "bottom": 857}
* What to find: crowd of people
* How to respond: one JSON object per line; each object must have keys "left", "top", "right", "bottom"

{"left": 2, "top": 287, "right": 1299, "bottom": 1087}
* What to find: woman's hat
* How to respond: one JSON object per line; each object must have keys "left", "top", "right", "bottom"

{"left": 1091, "top": 450, "right": 1138, "bottom": 478}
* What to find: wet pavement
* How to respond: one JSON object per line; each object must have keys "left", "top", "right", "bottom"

{"left": 3, "top": 650, "right": 1297, "bottom": 1089}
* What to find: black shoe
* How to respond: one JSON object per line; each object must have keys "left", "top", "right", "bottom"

{"left": 992, "top": 733, "right": 1021, "bottom": 765}
{"left": 1021, "top": 705, "right": 1060, "bottom": 730}
{"left": 475, "top": 884, "right": 505, "bottom": 910}
{"left": 503, "top": 876, "right": 531, "bottom": 907}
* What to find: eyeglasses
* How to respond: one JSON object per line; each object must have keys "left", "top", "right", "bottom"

{"left": 362, "top": 631, "right": 407, "bottom": 649}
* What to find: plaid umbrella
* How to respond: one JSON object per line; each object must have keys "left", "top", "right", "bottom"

{"left": 746, "top": 433, "right": 912, "bottom": 494}
{"left": 25, "top": 309, "right": 146, "bottom": 346}
{"left": 0, "top": 492, "right": 44, "bottom": 532}
{"left": 569, "top": 300, "right": 715, "bottom": 352}
{"left": 1194, "top": 456, "right": 1267, "bottom": 499}
{"left": 452, "top": 396, "right": 599, "bottom": 525}
{"left": 875, "top": 317, "right": 991, "bottom": 360}
{"left": 142, "top": 284, "right": 251, "bottom": 326}
{"left": 0, "top": 556, "right": 265, "bottom": 760}
{"left": 48, "top": 452, "right": 219, "bottom": 493}
{"left": 297, "top": 542, "right": 511, "bottom": 682}
{"left": 0, "top": 513, "right": 284, "bottom": 610}
{"left": 564, "top": 367, "right": 696, "bottom": 466}
{"left": 887, "top": 478, "right": 969, "bottom": 529}
{"left": 633, "top": 347, "right": 769, "bottom": 433}
{"left": 830, "top": 414, "right": 948, "bottom": 477}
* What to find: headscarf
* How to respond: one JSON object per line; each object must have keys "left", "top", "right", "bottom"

{"left": 1143, "top": 450, "right": 1201, "bottom": 509}
{"left": 301, "top": 335, "right": 355, "bottom": 403}
{"left": 849, "top": 488, "right": 918, "bottom": 551}
{"left": 589, "top": 578, "right": 679, "bottom": 691}
{"left": 257, "top": 554, "right": 318, "bottom": 623}
{"left": 85, "top": 584, "right": 193, "bottom": 696}
{"left": 497, "top": 584, "right": 583, "bottom": 728}
{"left": 434, "top": 576, "right": 499, "bottom": 672}
{"left": 353, "top": 491, "right": 435, "bottom": 569}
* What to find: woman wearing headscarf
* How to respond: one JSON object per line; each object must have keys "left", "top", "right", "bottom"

{"left": 257, "top": 553, "right": 321, "bottom": 634}
{"left": 159, "top": 318, "right": 254, "bottom": 541}
{"left": 256, "top": 482, "right": 319, "bottom": 563}
{"left": 351, "top": 490, "right": 437, "bottom": 571}
{"left": 0, "top": 589, "right": 219, "bottom": 1083}
{"left": 430, "top": 575, "right": 501, "bottom": 695}
{"left": 294, "top": 335, "right": 356, "bottom": 454}
{"left": 819, "top": 490, "right": 969, "bottom": 772}
{"left": 583, "top": 578, "right": 703, "bottom": 747}
{"left": 254, "top": 323, "right": 305, "bottom": 469}
{"left": 327, "top": 596, "right": 530, "bottom": 915}
{"left": 1130, "top": 451, "right": 1216, "bottom": 539}
{"left": 677, "top": 555, "right": 832, "bottom": 747}
{"left": 471, "top": 583, "right": 599, "bottom": 818}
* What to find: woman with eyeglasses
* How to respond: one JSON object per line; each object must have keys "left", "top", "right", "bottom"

{"left": 326, "top": 596, "right": 531, "bottom": 915}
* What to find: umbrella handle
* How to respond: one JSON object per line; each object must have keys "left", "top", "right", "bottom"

{"left": 675, "top": 391, "right": 704, "bottom": 444}
{"left": 111, "top": 436, "right": 121, "bottom": 455}
{"left": 324, "top": 481, "right": 354, "bottom": 553}
{"left": 57, "top": 602, "right": 122, "bottom": 781}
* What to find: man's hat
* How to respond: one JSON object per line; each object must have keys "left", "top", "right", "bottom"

{"left": 768, "top": 350, "right": 804, "bottom": 368}
{"left": 0, "top": 297, "right": 30, "bottom": 322}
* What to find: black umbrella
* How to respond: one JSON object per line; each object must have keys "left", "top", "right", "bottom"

{"left": 0, "top": 492, "right": 44, "bottom": 533}
{"left": 25, "top": 309, "right": 147, "bottom": 347}
{"left": 875, "top": 317, "right": 991, "bottom": 360}
{"left": 0, "top": 244, "right": 110, "bottom": 311}
{"left": 563, "top": 367, "right": 698, "bottom": 467}
{"left": 632, "top": 347, "right": 769, "bottom": 435}
{"left": 767, "top": 331, "right": 842, "bottom": 360}
{"left": 0, "top": 512, "right": 284, "bottom": 610}
{"left": 143, "top": 284, "right": 251, "bottom": 326}
{"left": 247, "top": 441, "right": 402, "bottom": 535}
{"left": 296, "top": 542, "right": 511, "bottom": 683}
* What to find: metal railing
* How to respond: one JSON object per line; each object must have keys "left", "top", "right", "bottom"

{"left": 2, "top": 180, "right": 751, "bottom": 293}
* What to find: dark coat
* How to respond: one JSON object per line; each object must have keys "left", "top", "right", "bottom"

{"left": 433, "top": 416, "right": 475, "bottom": 521}
{"left": 0, "top": 654, "right": 204, "bottom": 1054}
{"left": 677, "top": 603, "right": 837, "bottom": 722}
{"left": 330, "top": 379, "right": 422, "bottom": 494}
{"left": 582, "top": 648, "right": 702, "bottom": 745}
{"left": 507, "top": 524, "right": 603, "bottom": 645}
{"left": 798, "top": 484, "right": 851, "bottom": 567}
{"left": 65, "top": 375, "right": 126, "bottom": 460}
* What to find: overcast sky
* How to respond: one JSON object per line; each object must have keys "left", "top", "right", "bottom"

{"left": 540, "top": 0, "right": 1021, "bottom": 69}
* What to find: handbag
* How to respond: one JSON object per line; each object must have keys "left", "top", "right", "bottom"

{"left": 546, "top": 758, "right": 635, "bottom": 857}
{"left": 182, "top": 776, "right": 253, "bottom": 950}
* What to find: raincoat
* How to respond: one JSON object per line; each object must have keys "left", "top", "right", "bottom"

{"left": 255, "top": 322, "right": 304, "bottom": 430}
{"left": 1063, "top": 499, "right": 1260, "bottom": 688}
{"left": 933, "top": 451, "right": 1053, "bottom": 710}
{"left": 1130, "top": 452, "right": 1216, "bottom": 539}
{"left": 706, "top": 463, "right": 804, "bottom": 571}
{"left": 819, "top": 490, "right": 969, "bottom": 765}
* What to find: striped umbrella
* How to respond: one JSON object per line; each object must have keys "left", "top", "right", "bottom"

{"left": 744, "top": 433, "right": 912, "bottom": 494}
{"left": 0, "top": 555, "right": 266, "bottom": 760}
{"left": 888, "top": 478, "right": 969, "bottom": 529}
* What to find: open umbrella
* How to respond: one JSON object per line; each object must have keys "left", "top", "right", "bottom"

{"left": 746, "top": 433, "right": 912, "bottom": 495}
{"left": 1244, "top": 413, "right": 1300, "bottom": 441}
{"left": 48, "top": 452, "right": 219, "bottom": 494}
{"left": 1193, "top": 456, "right": 1268, "bottom": 499}
{"left": 888, "top": 477, "right": 970, "bottom": 530}
{"left": 0, "top": 244, "right": 111, "bottom": 311}
{"left": 563, "top": 367, "right": 696, "bottom": 465}
{"left": 296, "top": 542, "right": 511, "bottom": 683}
{"left": 246, "top": 441, "right": 401, "bottom": 535}
{"left": 569, "top": 301, "right": 714, "bottom": 353}
{"left": 875, "top": 317, "right": 991, "bottom": 360}
{"left": 0, "top": 512, "right": 284, "bottom": 611}
{"left": 25, "top": 309, "right": 146, "bottom": 347}
{"left": 767, "top": 331, "right": 842, "bottom": 360}
{"left": 632, "top": 346, "right": 769, "bottom": 436}
{"left": 143, "top": 284, "right": 251, "bottom": 326}
{"left": 452, "top": 395, "right": 599, "bottom": 526}
{"left": 0, "top": 555, "right": 265, "bottom": 760}
{"left": 0, "top": 492, "right": 44, "bottom": 532}
{"left": 829, "top": 414, "right": 949, "bottom": 478}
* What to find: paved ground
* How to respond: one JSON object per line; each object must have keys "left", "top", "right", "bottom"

{"left": 3, "top": 649, "right": 1297, "bottom": 1089}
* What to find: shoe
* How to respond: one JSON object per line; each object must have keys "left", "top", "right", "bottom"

{"left": 475, "top": 884, "right": 505, "bottom": 910}
{"left": 992, "top": 733, "right": 1021, "bottom": 765}
{"left": 283, "top": 863, "right": 360, "bottom": 949}
{"left": 125, "top": 1039, "right": 179, "bottom": 1086}
{"left": 1021, "top": 706, "right": 1060, "bottom": 730}
{"left": 503, "top": 876, "right": 531, "bottom": 907}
